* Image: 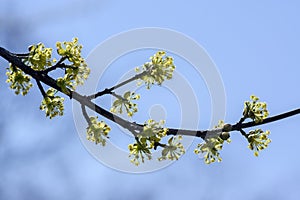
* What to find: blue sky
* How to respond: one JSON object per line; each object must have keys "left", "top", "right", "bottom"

{"left": 1, "top": 1, "right": 300, "bottom": 200}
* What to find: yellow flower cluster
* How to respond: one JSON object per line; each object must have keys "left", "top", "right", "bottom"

{"left": 6, "top": 38, "right": 90, "bottom": 119}
{"left": 247, "top": 129, "right": 271, "bottom": 156}
{"left": 86, "top": 116, "right": 111, "bottom": 146}
{"left": 138, "top": 119, "right": 168, "bottom": 147}
{"left": 194, "top": 137, "right": 225, "bottom": 164}
{"left": 39, "top": 88, "right": 64, "bottom": 119}
{"left": 128, "top": 119, "right": 168, "bottom": 165}
{"left": 56, "top": 38, "right": 90, "bottom": 89}
{"left": 136, "top": 51, "right": 176, "bottom": 89}
{"left": 27, "top": 43, "right": 55, "bottom": 70}
{"left": 56, "top": 38, "right": 84, "bottom": 67}
{"left": 243, "top": 95, "right": 269, "bottom": 123}
{"left": 6, "top": 64, "right": 33, "bottom": 95}
{"left": 128, "top": 142, "right": 152, "bottom": 166}
{"left": 110, "top": 91, "right": 140, "bottom": 117}
{"left": 194, "top": 120, "right": 231, "bottom": 164}
{"left": 158, "top": 136, "right": 185, "bottom": 161}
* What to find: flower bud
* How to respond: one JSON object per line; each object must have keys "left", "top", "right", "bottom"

{"left": 220, "top": 132, "right": 230, "bottom": 140}
{"left": 223, "top": 124, "right": 232, "bottom": 132}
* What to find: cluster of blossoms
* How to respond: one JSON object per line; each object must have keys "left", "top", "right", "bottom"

{"left": 110, "top": 91, "right": 140, "bottom": 117}
{"left": 194, "top": 137, "right": 225, "bottom": 164}
{"left": 241, "top": 95, "right": 271, "bottom": 157}
{"left": 128, "top": 142, "right": 152, "bottom": 166}
{"left": 6, "top": 38, "right": 90, "bottom": 119}
{"left": 26, "top": 43, "right": 56, "bottom": 70}
{"left": 86, "top": 116, "right": 111, "bottom": 146}
{"left": 6, "top": 43, "right": 55, "bottom": 96}
{"left": 243, "top": 95, "right": 269, "bottom": 123}
{"left": 247, "top": 129, "right": 271, "bottom": 156}
{"left": 128, "top": 119, "right": 170, "bottom": 165}
{"left": 158, "top": 135, "right": 185, "bottom": 161}
{"left": 194, "top": 120, "right": 231, "bottom": 164}
{"left": 128, "top": 119, "right": 167, "bottom": 165}
{"left": 56, "top": 37, "right": 90, "bottom": 90}
{"left": 6, "top": 44, "right": 54, "bottom": 96}
{"left": 135, "top": 51, "right": 176, "bottom": 89}
{"left": 6, "top": 64, "right": 33, "bottom": 95}
{"left": 39, "top": 88, "right": 64, "bottom": 119}
{"left": 136, "top": 119, "right": 168, "bottom": 146}
{"left": 128, "top": 119, "right": 185, "bottom": 165}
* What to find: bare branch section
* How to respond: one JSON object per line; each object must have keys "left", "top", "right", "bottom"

{"left": 1, "top": 46, "right": 300, "bottom": 140}
{"left": 81, "top": 104, "right": 91, "bottom": 126}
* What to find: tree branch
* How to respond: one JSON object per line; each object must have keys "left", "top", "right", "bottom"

{"left": 0, "top": 47, "right": 144, "bottom": 134}
{"left": 1, "top": 46, "right": 300, "bottom": 141}
{"left": 81, "top": 104, "right": 91, "bottom": 126}
{"left": 11, "top": 52, "right": 29, "bottom": 58}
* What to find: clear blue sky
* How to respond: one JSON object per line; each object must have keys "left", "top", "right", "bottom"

{"left": 1, "top": 1, "right": 300, "bottom": 200}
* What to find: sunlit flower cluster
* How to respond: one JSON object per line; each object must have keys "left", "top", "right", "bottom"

{"left": 26, "top": 43, "right": 55, "bottom": 70}
{"left": 194, "top": 120, "right": 231, "bottom": 164}
{"left": 247, "top": 129, "right": 271, "bottom": 156}
{"left": 86, "top": 116, "right": 111, "bottom": 146}
{"left": 128, "top": 119, "right": 169, "bottom": 165}
{"left": 136, "top": 51, "right": 175, "bottom": 89}
{"left": 6, "top": 64, "right": 33, "bottom": 95}
{"left": 39, "top": 88, "right": 64, "bottom": 119}
{"left": 138, "top": 119, "right": 168, "bottom": 147}
{"left": 56, "top": 37, "right": 84, "bottom": 67}
{"left": 243, "top": 95, "right": 269, "bottom": 123}
{"left": 158, "top": 136, "right": 185, "bottom": 161}
{"left": 110, "top": 91, "right": 140, "bottom": 117}
{"left": 128, "top": 141, "right": 152, "bottom": 166}
{"left": 56, "top": 37, "right": 90, "bottom": 89}
{"left": 194, "top": 137, "right": 226, "bottom": 164}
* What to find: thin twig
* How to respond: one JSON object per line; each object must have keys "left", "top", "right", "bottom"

{"left": 88, "top": 70, "right": 148, "bottom": 99}
{"left": 239, "top": 129, "right": 248, "bottom": 139}
{"left": 36, "top": 80, "right": 46, "bottom": 98}
{"left": 154, "top": 142, "right": 167, "bottom": 150}
{"left": 42, "top": 57, "right": 67, "bottom": 73}
{"left": 110, "top": 92, "right": 125, "bottom": 101}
